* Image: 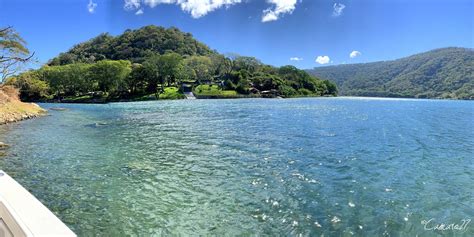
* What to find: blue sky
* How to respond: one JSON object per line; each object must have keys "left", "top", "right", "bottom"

{"left": 0, "top": 0, "right": 472, "bottom": 69}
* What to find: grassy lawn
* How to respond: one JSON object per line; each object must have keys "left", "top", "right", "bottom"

{"left": 193, "top": 85, "right": 238, "bottom": 97}
{"left": 159, "top": 87, "right": 185, "bottom": 100}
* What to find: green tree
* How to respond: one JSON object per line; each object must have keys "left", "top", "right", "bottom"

{"left": 157, "top": 53, "right": 183, "bottom": 87}
{"left": 40, "top": 65, "right": 66, "bottom": 98}
{"left": 143, "top": 54, "right": 162, "bottom": 93}
{"left": 323, "top": 80, "right": 338, "bottom": 95}
{"left": 210, "top": 54, "right": 231, "bottom": 79}
{"left": 128, "top": 63, "right": 148, "bottom": 94}
{"left": 90, "top": 60, "right": 132, "bottom": 93}
{"left": 183, "top": 56, "right": 212, "bottom": 84}
{"left": 5, "top": 70, "right": 49, "bottom": 101}
{"left": 233, "top": 56, "right": 262, "bottom": 72}
{"left": 62, "top": 63, "right": 93, "bottom": 95}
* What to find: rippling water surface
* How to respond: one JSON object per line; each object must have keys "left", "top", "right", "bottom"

{"left": 0, "top": 98, "right": 473, "bottom": 236}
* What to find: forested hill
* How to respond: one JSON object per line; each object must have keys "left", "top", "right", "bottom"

{"left": 307, "top": 47, "right": 474, "bottom": 99}
{"left": 48, "top": 25, "right": 216, "bottom": 65}
{"left": 7, "top": 25, "right": 337, "bottom": 102}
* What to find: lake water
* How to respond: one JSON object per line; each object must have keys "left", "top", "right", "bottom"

{"left": 0, "top": 98, "right": 473, "bottom": 236}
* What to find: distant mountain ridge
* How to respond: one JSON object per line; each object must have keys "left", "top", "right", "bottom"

{"left": 307, "top": 47, "right": 474, "bottom": 99}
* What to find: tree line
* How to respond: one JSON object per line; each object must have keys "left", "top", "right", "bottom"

{"left": 6, "top": 52, "right": 337, "bottom": 101}
{"left": 4, "top": 25, "right": 337, "bottom": 101}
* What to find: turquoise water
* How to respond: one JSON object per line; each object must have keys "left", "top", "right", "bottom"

{"left": 0, "top": 98, "right": 473, "bottom": 236}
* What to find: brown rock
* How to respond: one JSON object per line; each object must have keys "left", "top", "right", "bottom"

{"left": 0, "top": 142, "right": 9, "bottom": 149}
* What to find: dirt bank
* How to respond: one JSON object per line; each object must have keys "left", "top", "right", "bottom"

{"left": 0, "top": 85, "right": 46, "bottom": 125}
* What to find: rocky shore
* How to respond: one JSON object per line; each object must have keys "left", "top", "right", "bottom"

{"left": 0, "top": 86, "right": 47, "bottom": 125}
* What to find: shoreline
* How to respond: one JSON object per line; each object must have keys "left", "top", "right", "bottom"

{"left": 0, "top": 102, "right": 46, "bottom": 125}
{"left": 26, "top": 94, "right": 473, "bottom": 104}
{"left": 0, "top": 86, "right": 47, "bottom": 125}
{"left": 30, "top": 94, "right": 335, "bottom": 104}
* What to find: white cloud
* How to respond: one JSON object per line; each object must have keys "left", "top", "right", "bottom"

{"left": 262, "top": 0, "right": 299, "bottom": 22}
{"left": 179, "top": 0, "right": 242, "bottom": 18}
{"left": 123, "top": 0, "right": 141, "bottom": 10}
{"left": 332, "top": 3, "right": 345, "bottom": 17}
{"left": 124, "top": 0, "right": 141, "bottom": 10}
{"left": 315, "top": 56, "right": 330, "bottom": 64}
{"left": 124, "top": 0, "right": 242, "bottom": 18}
{"left": 290, "top": 57, "right": 303, "bottom": 61}
{"left": 144, "top": 0, "right": 168, "bottom": 8}
{"left": 350, "top": 50, "right": 361, "bottom": 58}
{"left": 135, "top": 9, "right": 144, "bottom": 15}
{"left": 88, "top": 0, "right": 98, "bottom": 13}
{"left": 124, "top": 0, "right": 300, "bottom": 21}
